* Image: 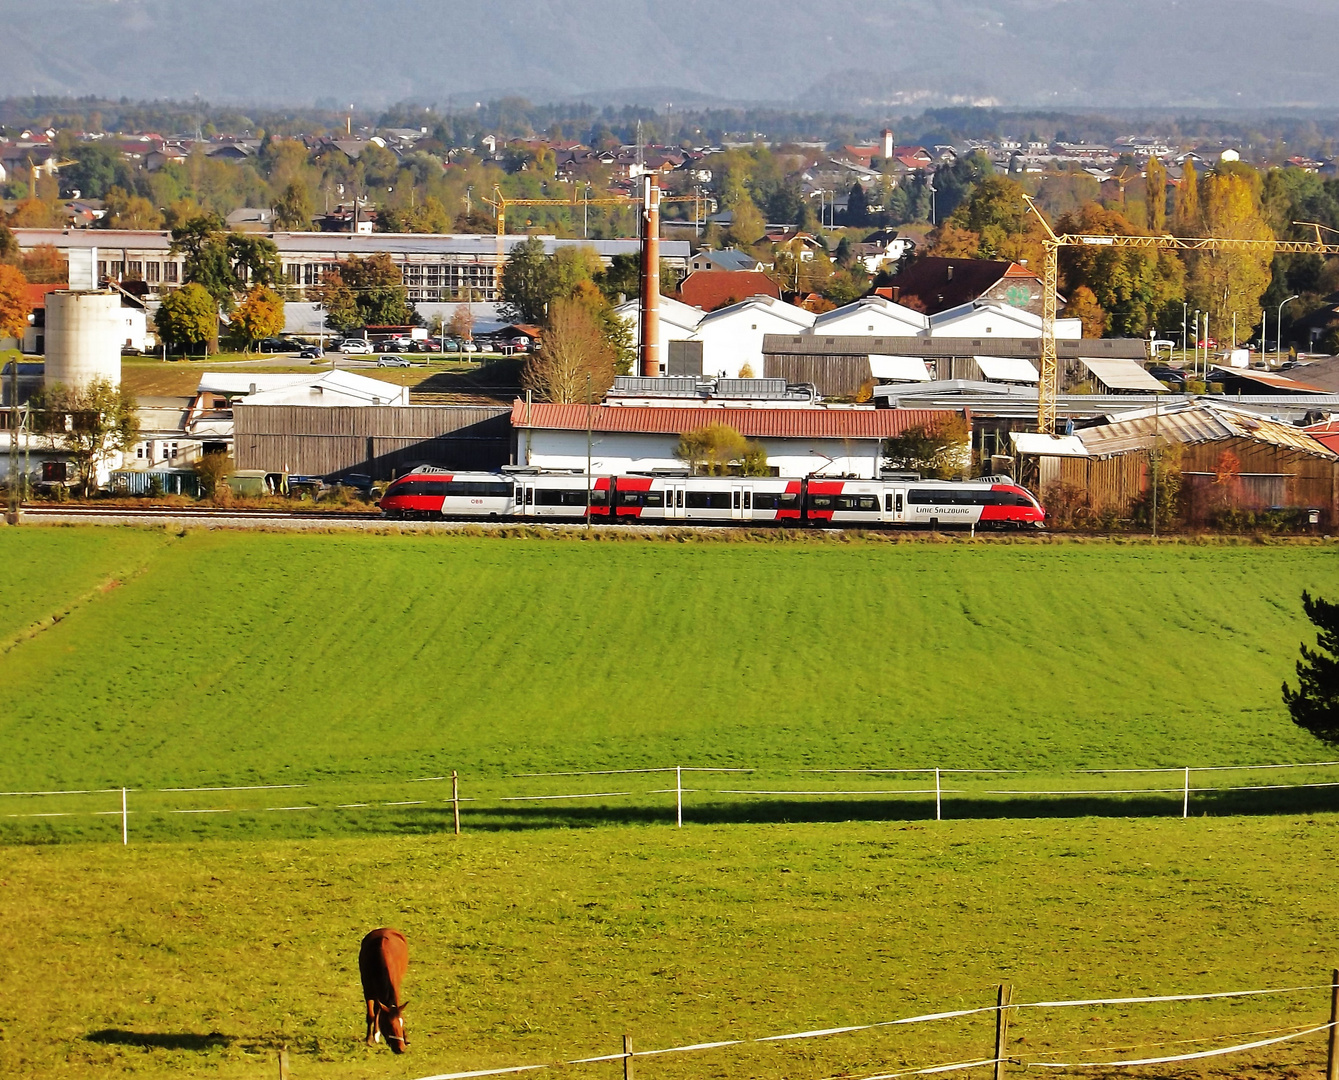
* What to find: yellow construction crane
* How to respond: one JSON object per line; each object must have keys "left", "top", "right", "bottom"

{"left": 1023, "top": 195, "right": 1339, "bottom": 434}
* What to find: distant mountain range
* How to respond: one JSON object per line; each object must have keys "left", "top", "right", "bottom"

{"left": 3, "top": 0, "right": 1338, "bottom": 113}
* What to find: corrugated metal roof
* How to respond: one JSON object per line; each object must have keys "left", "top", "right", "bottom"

{"left": 975, "top": 355, "right": 1039, "bottom": 383}
{"left": 1076, "top": 356, "right": 1168, "bottom": 392}
{"left": 868, "top": 355, "right": 932, "bottom": 381}
{"left": 510, "top": 401, "right": 958, "bottom": 439}
{"left": 1076, "top": 401, "right": 1338, "bottom": 460}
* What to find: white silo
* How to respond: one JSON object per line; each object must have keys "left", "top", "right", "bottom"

{"left": 44, "top": 291, "right": 123, "bottom": 390}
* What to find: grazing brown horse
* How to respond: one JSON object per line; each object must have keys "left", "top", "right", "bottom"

{"left": 359, "top": 927, "right": 409, "bottom": 1052}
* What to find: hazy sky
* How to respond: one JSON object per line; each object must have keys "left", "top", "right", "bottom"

{"left": 2, "top": 0, "right": 1337, "bottom": 111}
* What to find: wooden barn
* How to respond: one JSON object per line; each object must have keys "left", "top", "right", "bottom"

{"left": 1019, "top": 401, "right": 1339, "bottom": 526}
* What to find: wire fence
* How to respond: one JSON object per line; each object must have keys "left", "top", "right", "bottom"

{"left": 3, "top": 758, "right": 1339, "bottom": 842}
{"left": 397, "top": 978, "right": 1339, "bottom": 1080}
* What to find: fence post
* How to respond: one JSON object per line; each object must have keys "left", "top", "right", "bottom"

{"left": 1327, "top": 968, "right": 1339, "bottom": 1080}
{"left": 1182, "top": 767, "right": 1190, "bottom": 819}
{"left": 935, "top": 768, "right": 942, "bottom": 822}
{"left": 452, "top": 771, "right": 461, "bottom": 836}
{"left": 121, "top": 787, "right": 128, "bottom": 845}
{"left": 676, "top": 766, "right": 682, "bottom": 828}
{"left": 278, "top": 1046, "right": 289, "bottom": 1080}
{"left": 623, "top": 1034, "right": 634, "bottom": 1080}
{"left": 993, "top": 983, "right": 1013, "bottom": 1080}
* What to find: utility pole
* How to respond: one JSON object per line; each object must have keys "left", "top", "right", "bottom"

{"left": 7, "top": 359, "right": 19, "bottom": 525}
{"left": 585, "top": 373, "right": 593, "bottom": 529}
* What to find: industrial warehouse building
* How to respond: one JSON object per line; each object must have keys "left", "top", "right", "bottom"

{"left": 11, "top": 230, "right": 690, "bottom": 304}
{"left": 1017, "top": 400, "right": 1339, "bottom": 526}
{"left": 511, "top": 391, "right": 963, "bottom": 479}
{"left": 233, "top": 403, "right": 511, "bottom": 479}
{"left": 761, "top": 334, "right": 1151, "bottom": 398}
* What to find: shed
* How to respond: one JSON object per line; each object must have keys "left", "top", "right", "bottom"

{"left": 1033, "top": 400, "right": 1339, "bottom": 526}
{"left": 1072, "top": 356, "right": 1167, "bottom": 393}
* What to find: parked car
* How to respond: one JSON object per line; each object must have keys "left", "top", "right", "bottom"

{"left": 440, "top": 338, "right": 461, "bottom": 351}
{"left": 258, "top": 337, "right": 299, "bottom": 353}
{"left": 377, "top": 356, "right": 413, "bottom": 367}
{"left": 412, "top": 339, "right": 441, "bottom": 353}
{"left": 299, "top": 346, "right": 325, "bottom": 359}
{"left": 340, "top": 339, "right": 373, "bottom": 355}
{"left": 1146, "top": 364, "right": 1187, "bottom": 386}
{"left": 461, "top": 341, "right": 479, "bottom": 353}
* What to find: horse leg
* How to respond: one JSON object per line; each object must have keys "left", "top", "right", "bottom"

{"left": 366, "top": 1000, "right": 379, "bottom": 1046}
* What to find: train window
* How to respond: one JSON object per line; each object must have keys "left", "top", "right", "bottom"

{"left": 809, "top": 494, "right": 834, "bottom": 509}
{"left": 780, "top": 491, "right": 798, "bottom": 508}
{"left": 536, "top": 489, "right": 589, "bottom": 506}
{"left": 619, "top": 491, "right": 644, "bottom": 506}
{"left": 743, "top": 491, "right": 752, "bottom": 509}
{"left": 733, "top": 490, "right": 741, "bottom": 510}
{"left": 685, "top": 491, "right": 733, "bottom": 509}
{"left": 514, "top": 486, "right": 523, "bottom": 502}
{"left": 445, "top": 481, "right": 513, "bottom": 498}
{"left": 885, "top": 493, "right": 893, "bottom": 513}
{"left": 393, "top": 480, "right": 450, "bottom": 496}
{"left": 525, "top": 487, "right": 535, "bottom": 505}
{"left": 644, "top": 491, "right": 665, "bottom": 507}
{"left": 835, "top": 495, "right": 879, "bottom": 511}
{"left": 896, "top": 493, "right": 904, "bottom": 513}
{"left": 753, "top": 493, "right": 777, "bottom": 510}
{"left": 677, "top": 489, "right": 684, "bottom": 508}
{"left": 590, "top": 489, "right": 609, "bottom": 506}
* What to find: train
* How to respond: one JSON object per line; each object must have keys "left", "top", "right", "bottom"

{"left": 379, "top": 470, "right": 1047, "bottom": 528}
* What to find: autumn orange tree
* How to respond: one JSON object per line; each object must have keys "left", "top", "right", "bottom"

{"left": 229, "top": 285, "right": 286, "bottom": 351}
{"left": 0, "top": 263, "right": 32, "bottom": 345}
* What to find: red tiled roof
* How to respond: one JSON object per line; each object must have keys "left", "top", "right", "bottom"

{"left": 883, "top": 257, "right": 1035, "bottom": 315}
{"left": 1305, "top": 420, "right": 1339, "bottom": 453}
{"left": 26, "top": 283, "right": 66, "bottom": 309}
{"left": 510, "top": 401, "right": 962, "bottom": 439}
{"left": 676, "top": 270, "right": 779, "bottom": 311}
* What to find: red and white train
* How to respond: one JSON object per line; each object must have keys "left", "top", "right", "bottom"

{"left": 379, "top": 471, "right": 1046, "bottom": 528}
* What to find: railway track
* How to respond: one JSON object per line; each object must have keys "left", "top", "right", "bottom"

{"left": 9, "top": 504, "right": 1003, "bottom": 535}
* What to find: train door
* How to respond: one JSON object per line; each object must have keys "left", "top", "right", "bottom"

{"left": 520, "top": 483, "right": 536, "bottom": 517}
{"left": 665, "top": 484, "right": 686, "bottom": 520}
{"left": 731, "top": 487, "right": 744, "bottom": 522}
{"left": 885, "top": 488, "right": 906, "bottom": 524}
{"left": 740, "top": 487, "right": 753, "bottom": 521}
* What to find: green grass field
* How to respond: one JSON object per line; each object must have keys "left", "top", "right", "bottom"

{"left": 2, "top": 817, "right": 1337, "bottom": 1080}
{"left": 0, "top": 528, "right": 1335, "bottom": 839}
{"left": 3, "top": 528, "right": 1339, "bottom": 1080}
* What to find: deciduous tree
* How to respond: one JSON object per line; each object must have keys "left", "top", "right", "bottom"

{"left": 230, "top": 285, "right": 286, "bottom": 351}
{"left": 1283, "top": 591, "right": 1339, "bottom": 745}
{"left": 273, "top": 181, "right": 314, "bottom": 230}
{"left": 102, "top": 187, "right": 163, "bottom": 230}
{"left": 0, "top": 263, "right": 31, "bottom": 343}
{"left": 675, "top": 423, "right": 766, "bottom": 476}
{"left": 522, "top": 297, "right": 615, "bottom": 403}
{"left": 312, "top": 253, "right": 413, "bottom": 332}
{"left": 883, "top": 415, "right": 970, "bottom": 479}
{"left": 33, "top": 377, "right": 139, "bottom": 497}
{"left": 155, "top": 283, "right": 218, "bottom": 354}
{"left": 1146, "top": 156, "right": 1168, "bottom": 234}
{"left": 1065, "top": 285, "right": 1109, "bottom": 338}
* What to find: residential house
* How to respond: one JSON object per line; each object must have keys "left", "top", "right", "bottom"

{"left": 677, "top": 270, "right": 780, "bottom": 311}
{"left": 882, "top": 256, "right": 1047, "bottom": 316}
{"left": 688, "top": 248, "right": 765, "bottom": 274}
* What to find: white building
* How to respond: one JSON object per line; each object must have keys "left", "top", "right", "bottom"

{"left": 811, "top": 296, "right": 928, "bottom": 337}
{"left": 511, "top": 398, "right": 963, "bottom": 480}
{"left": 928, "top": 302, "right": 1082, "bottom": 340}
{"left": 692, "top": 296, "right": 816, "bottom": 378}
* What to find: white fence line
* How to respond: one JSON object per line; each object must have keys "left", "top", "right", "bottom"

{"left": 407, "top": 981, "right": 1334, "bottom": 1080}
{"left": 4, "top": 759, "right": 1339, "bottom": 837}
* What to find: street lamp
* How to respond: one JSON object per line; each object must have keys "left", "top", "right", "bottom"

{"left": 1276, "top": 294, "right": 1299, "bottom": 368}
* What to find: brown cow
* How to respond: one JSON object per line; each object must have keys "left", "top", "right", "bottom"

{"left": 359, "top": 927, "right": 409, "bottom": 1052}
